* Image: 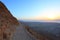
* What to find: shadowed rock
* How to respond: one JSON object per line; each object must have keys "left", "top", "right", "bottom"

{"left": 0, "top": 1, "right": 19, "bottom": 25}
{"left": 0, "top": 1, "right": 19, "bottom": 40}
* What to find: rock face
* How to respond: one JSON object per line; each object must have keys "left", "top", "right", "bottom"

{"left": 0, "top": 1, "right": 19, "bottom": 40}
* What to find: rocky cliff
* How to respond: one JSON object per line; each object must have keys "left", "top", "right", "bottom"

{"left": 0, "top": 1, "right": 19, "bottom": 40}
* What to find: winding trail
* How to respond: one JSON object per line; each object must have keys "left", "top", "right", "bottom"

{"left": 12, "top": 24, "right": 36, "bottom": 40}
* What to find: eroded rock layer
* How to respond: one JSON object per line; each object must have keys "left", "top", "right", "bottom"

{"left": 0, "top": 1, "right": 19, "bottom": 40}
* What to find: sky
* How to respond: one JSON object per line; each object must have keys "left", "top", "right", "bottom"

{"left": 1, "top": 0, "right": 60, "bottom": 21}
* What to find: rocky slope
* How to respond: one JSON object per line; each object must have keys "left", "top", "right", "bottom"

{"left": 0, "top": 1, "right": 19, "bottom": 40}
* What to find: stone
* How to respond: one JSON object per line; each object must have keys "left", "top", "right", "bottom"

{"left": 0, "top": 1, "right": 19, "bottom": 40}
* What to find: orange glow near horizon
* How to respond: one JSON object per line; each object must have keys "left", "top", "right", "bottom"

{"left": 18, "top": 8, "right": 60, "bottom": 21}
{"left": 37, "top": 8, "right": 60, "bottom": 21}
{"left": 44, "top": 13, "right": 57, "bottom": 20}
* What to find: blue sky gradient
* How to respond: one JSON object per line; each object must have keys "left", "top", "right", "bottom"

{"left": 1, "top": 0, "right": 60, "bottom": 20}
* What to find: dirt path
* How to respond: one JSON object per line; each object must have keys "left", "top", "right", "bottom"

{"left": 12, "top": 24, "right": 36, "bottom": 40}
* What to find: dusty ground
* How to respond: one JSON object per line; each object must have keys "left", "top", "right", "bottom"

{"left": 12, "top": 24, "right": 36, "bottom": 40}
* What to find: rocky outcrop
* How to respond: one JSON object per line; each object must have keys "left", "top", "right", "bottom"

{"left": 0, "top": 1, "right": 19, "bottom": 40}
{"left": 0, "top": 1, "right": 19, "bottom": 25}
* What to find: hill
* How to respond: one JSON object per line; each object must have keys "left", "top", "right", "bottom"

{"left": 0, "top": 1, "right": 19, "bottom": 40}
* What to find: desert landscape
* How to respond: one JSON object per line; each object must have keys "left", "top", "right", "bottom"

{"left": 0, "top": 1, "right": 60, "bottom": 40}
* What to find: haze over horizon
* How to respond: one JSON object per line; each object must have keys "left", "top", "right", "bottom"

{"left": 1, "top": 0, "right": 60, "bottom": 21}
